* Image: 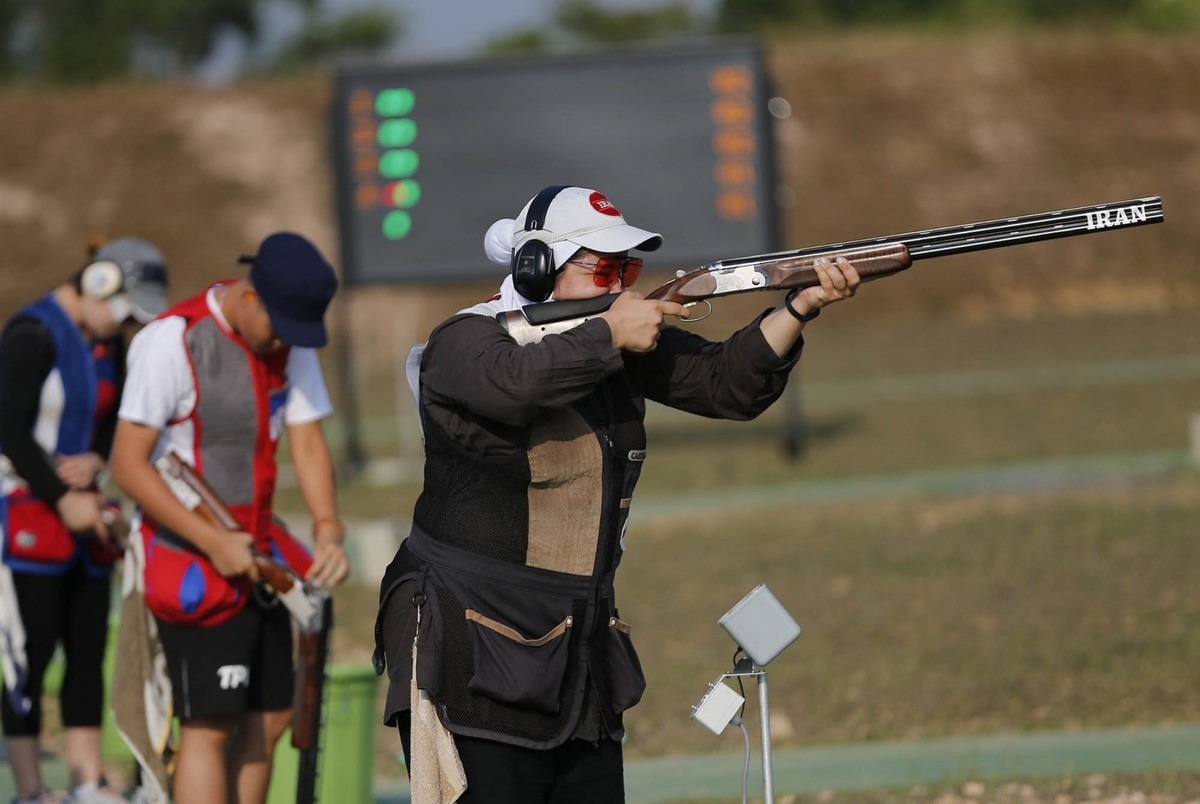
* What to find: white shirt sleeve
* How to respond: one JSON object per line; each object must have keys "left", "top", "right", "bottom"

{"left": 285, "top": 347, "right": 333, "bottom": 425}
{"left": 118, "top": 317, "right": 194, "bottom": 429}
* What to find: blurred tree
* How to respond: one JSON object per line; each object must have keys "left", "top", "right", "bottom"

{"left": 0, "top": 0, "right": 20, "bottom": 76}
{"left": 160, "top": 0, "right": 260, "bottom": 68}
{"left": 272, "top": 8, "right": 400, "bottom": 71}
{"left": 556, "top": 0, "right": 695, "bottom": 42}
{"left": 1, "top": 0, "right": 401, "bottom": 81}
{"left": 1017, "top": 0, "right": 1141, "bottom": 24}
{"left": 21, "top": 0, "right": 133, "bottom": 80}
{"left": 5, "top": 0, "right": 265, "bottom": 80}
{"left": 716, "top": 0, "right": 811, "bottom": 33}
{"left": 485, "top": 0, "right": 700, "bottom": 54}
{"left": 485, "top": 29, "right": 553, "bottom": 55}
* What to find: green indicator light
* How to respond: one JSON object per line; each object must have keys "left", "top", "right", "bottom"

{"left": 383, "top": 210, "right": 412, "bottom": 240}
{"left": 379, "top": 149, "right": 419, "bottom": 179}
{"left": 375, "top": 88, "right": 414, "bottom": 117}
{"left": 386, "top": 179, "right": 422, "bottom": 208}
{"left": 377, "top": 119, "right": 418, "bottom": 148}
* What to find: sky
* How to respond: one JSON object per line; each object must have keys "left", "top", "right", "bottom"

{"left": 197, "top": 0, "right": 720, "bottom": 81}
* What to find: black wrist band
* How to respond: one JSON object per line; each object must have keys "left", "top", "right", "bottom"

{"left": 785, "top": 288, "right": 821, "bottom": 322}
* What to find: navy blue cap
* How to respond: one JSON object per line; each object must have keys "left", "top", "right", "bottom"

{"left": 243, "top": 232, "right": 338, "bottom": 348}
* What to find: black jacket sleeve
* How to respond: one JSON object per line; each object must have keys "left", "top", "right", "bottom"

{"left": 631, "top": 309, "right": 803, "bottom": 421}
{"left": 0, "top": 317, "right": 71, "bottom": 504}
{"left": 420, "top": 313, "right": 625, "bottom": 427}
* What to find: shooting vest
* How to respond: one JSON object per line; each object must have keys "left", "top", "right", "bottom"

{"left": 377, "top": 334, "right": 650, "bottom": 750}
{"left": 0, "top": 295, "right": 120, "bottom": 576}
{"left": 141, "top": 290, "right": 312, "bottom": 627}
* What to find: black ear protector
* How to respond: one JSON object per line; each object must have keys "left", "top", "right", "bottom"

{"left": 80, "top": 260, "right": 125, "bottom": 300}
{"left": 511, "top": 184, "right": 569, "bottom": 302}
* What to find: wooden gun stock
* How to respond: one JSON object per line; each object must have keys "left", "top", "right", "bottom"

{"left": 99, "top": 506, "right": 131, "bottom": 550}
{"left": 157, "top": 451, "right": 239, "bottom": 530}
{"left": 651, "top": 243, "right": 912, "bottom": 305}
{"left": 253, "top": 554, "right": 298, "bottom": 595}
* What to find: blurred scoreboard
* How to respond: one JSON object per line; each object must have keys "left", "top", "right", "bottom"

{"left": 331, "top": 40, "right": 780, "bottom": 285}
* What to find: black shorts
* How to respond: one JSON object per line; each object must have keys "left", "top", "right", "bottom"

{"left": 155, "top": 590, "right": 293, "bottom": 721}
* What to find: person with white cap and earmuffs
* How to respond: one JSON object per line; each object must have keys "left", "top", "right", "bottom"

{"left": 0, "top": 236, "right": 170, "bottom": 804}
{"left": 375, "top": 185, "right": 862, "bottom": 803}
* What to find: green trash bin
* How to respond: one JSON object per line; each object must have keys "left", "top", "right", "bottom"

{"left": 267, "top": 664, "right": 379, "bottom": 804}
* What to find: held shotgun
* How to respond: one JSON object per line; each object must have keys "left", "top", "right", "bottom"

{"left": 153, "top": 452, "right": 319, "bottom": 630}
{"left": 153, "top": 451, "right": 334, "bottom": 800}
{"left": 293, "top": 593, "right": 333, "bottom": 804}
{"left": 499, "top": 195, "right": 1165, "bottom": 345}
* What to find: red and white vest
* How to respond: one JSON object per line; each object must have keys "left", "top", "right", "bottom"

{"left": 142, "top": 290, "right": 312, "bottom": 626}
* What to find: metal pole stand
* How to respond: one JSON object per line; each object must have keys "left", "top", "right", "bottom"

{"left": 723, "top": 657, "right": 775, "bottom": 804}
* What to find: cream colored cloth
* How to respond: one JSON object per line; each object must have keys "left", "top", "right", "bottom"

{"left": 110, "top": 519, "right": 174, "bottom": 804}
{"left": 409, "top": 647, "right": 467, "bottom": 803}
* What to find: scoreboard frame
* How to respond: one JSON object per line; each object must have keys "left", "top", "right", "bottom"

{"left": 330, "top": 38, "right": 782, "bottom": 287}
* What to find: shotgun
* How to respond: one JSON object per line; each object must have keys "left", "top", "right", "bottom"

{"left": 153, "top": 452, "right": 320, "bottom": 630}
{"left": 153, "top": 451, "right": 333, "bottom": 800}
{"left": 499, "top": 195, "right": 1164, "bottom": 345}
{"left": 99, "top": 505, "right": 131, "bottom": 549}
{"left": 293, "top": 593, "right": 333, "bottom": 804}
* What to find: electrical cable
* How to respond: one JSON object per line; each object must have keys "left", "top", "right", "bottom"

{"left": 731, "top": 714, "right": 751, "bottom": 804}
{"left": 732, "top": 647, "right": 748, "bottom": 722}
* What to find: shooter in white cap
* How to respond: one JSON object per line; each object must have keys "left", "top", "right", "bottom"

{"left": 377, "top": 185, "right": 862, "bottom": 803}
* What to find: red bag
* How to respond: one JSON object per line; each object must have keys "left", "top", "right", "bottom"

{"left": 2, "top": 491, "right": 78, "bottom": 566}
{"left": 142, "top": 530, "right": 249, "bottom": 627}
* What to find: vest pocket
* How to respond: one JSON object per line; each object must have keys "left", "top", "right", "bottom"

{"left": 605, "top": 615, "right": 646, "bottom": 715}
{"left": 406, "top": 530, "right": 591, "bottom": 721}
{"left": 464, "top": 607, "right": 573, "bottom": 714}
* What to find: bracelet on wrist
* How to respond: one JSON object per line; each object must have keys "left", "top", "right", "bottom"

{"left": 311, "top": 516, "right": 345, "bottom": 540}
{"left": 784, "top": 288, "right": 821, "bottom": 323}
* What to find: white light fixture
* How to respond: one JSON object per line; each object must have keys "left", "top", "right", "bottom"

{"left": 689, "top": 583, "right": 801, "bottom": 804}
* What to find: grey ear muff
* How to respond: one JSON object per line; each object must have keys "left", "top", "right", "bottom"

{"left": 511, "top": 185, "right": 569, "bottom": 303}
{"left": 80, "top": 260, "right": 124, "bottom": 300}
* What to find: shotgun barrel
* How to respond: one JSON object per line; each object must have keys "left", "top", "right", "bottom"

{"left": 708, "top": 195, "right": 1163, "bottom": 268}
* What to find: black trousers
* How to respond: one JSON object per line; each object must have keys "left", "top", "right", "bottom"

{"left": 397, "top": 712, "right": 626, "bottom": 804}
{"left": 0, "top": 563, "right": 111, "bottom": 736}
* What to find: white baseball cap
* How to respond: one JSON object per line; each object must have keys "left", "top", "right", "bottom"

{"left": 512, "top": 186, "right": 663, "bottom": 269}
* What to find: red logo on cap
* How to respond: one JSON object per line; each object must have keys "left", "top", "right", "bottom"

{"left": 589, "top": 192, "right": 622, "bottom": 217}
